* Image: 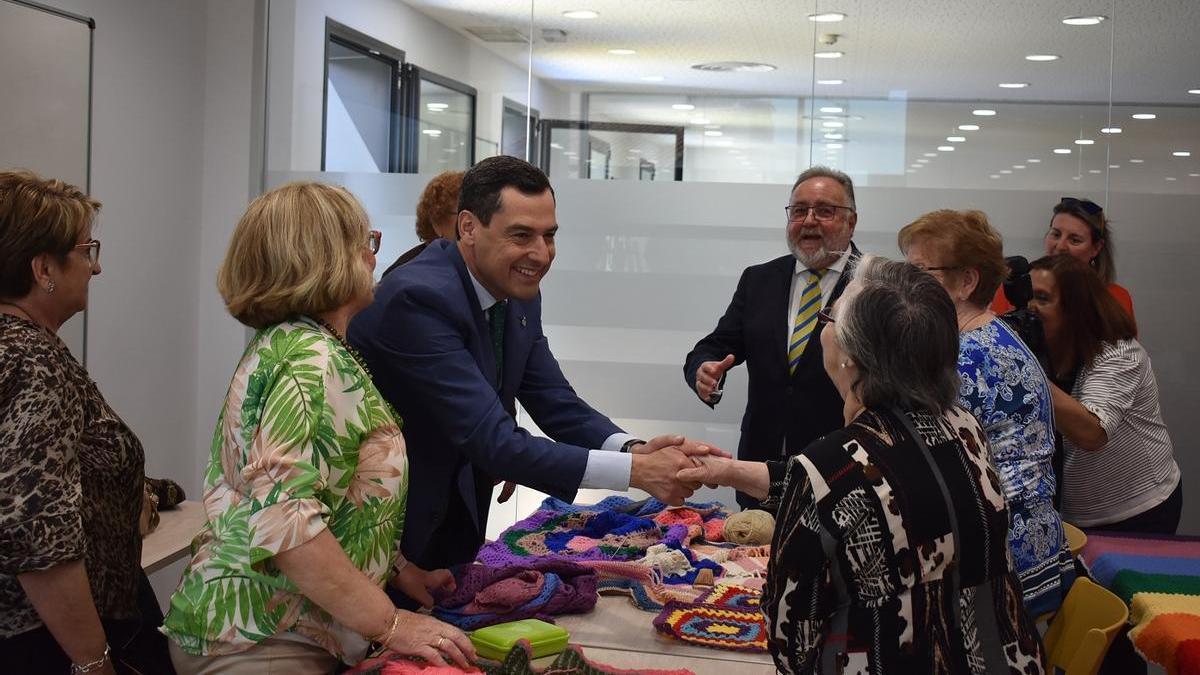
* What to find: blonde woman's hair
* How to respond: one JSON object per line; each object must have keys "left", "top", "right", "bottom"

{"left": 0, "top": 170, "right": 101, "bottom": 298}
{"left": 218, "top": 181, "right": 373, "bottom": 328}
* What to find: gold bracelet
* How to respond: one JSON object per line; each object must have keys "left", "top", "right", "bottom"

{"left": 70, "top": 644, "right": 110, "bottom": 674}
{"left": 368, "top": 609, "right": 402, "bottom": 646}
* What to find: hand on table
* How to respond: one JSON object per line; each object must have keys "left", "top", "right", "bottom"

{"left": 389, "top": 562, "right": 456, "bottom": 609}
{"left": 383, "top": 610, "right": 476, "bottom": 668}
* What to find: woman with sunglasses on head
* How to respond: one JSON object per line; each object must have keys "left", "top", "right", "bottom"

{"left": 0, "top": 170, "right": 173, "bottom": 674}
{"left": 162, "top": 182, "right": 474, "bottom": 673}
{"left": 1029, "top": 254, "right": 1180, "bottom": 534}
{"left": 899, "top": 209, "right": 1073, "bottom": 618}
{"left": 676, "top": 256, "right": 1046, "bottom": 674}
{"left": 994, "top": 197, "right": 1134, "bottom": 327}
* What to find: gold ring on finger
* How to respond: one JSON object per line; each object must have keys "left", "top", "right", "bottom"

{"left": 435, "top": 636, "right": 445, "bottom": 650}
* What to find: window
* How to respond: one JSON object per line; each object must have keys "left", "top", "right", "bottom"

{"left": 501, "top": 98, "right": 540, "bottom": 164}
{"left": 322, "top": 19, "right": 403, "bottom": 172}
{"left": 401, "top": 65, "right": 476, "bottom": 172}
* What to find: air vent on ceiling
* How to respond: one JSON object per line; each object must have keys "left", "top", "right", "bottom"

{"left": 463, "top": 26, "right": 528, "bottom": 43}
{"left": 692, "top": 61, "right": 778, "bottom": 72}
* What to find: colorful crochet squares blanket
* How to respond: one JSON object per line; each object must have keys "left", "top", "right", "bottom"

{"left": 651, "top": 585, "right": 767, "bottom": 653}
{"left": 347, "top": 639, "right": 694, "bottom": 675}
{"left": 476, "top": 497, "right": 728, "bottom": 568}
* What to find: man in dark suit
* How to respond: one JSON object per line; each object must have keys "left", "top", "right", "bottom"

{"left": 684, "top": 166, "right": 862, "bottom": 509}
{"left": 350, "top": 156, "right": 715, "bottom": 574}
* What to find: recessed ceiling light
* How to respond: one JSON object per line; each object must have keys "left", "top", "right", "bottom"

{"left": 923, "top": 152, "right": 938, "bottom": 157}
{"left": 1013, "top": 165, "right": 1026, "bottom": 169}
{"left": 916, "top": 158, "right": 929, "bottom": 163}
{"left": 1190, "top": 173, "right": 1200, "bottom": 177}
{"left": 703, "top": 130, "right": 723, "bottom": 137}
{"left": 1129, "top": 158, "right": 1145, "bottom": 163}
{"left": 817, "top": 78, "right": 845, "bottom": 85}
{"left": 1190, "top": 89, "right": 1200, "bottom": 95}
{"left": 1053, "top": 148, "right": 1071, "bottom": 154}
{"left": 630, "top": 148, "right": 642, "bottom": 154}
{"left": 1089, "top": 169, "right": 1102, "bottom": 174}
{"left": 1027, "top": 158, "right": 1042, "bottom": 163}
{"left": 1166, "top": 177, "right": 1178, "bottom": 181}
{"left": 691, "top": 117, "right": 710, "bottom": 125}
{"left": 1072, "top": 176, "right": 1081, "bottom": 180}
{"left": 999, "top": 82, "right": 1030, "bottom": 88}
{"left": 1000, "top": 169, "right": 1013, "bottom": 174}
{"left": 973, "top": 109, "right": 996, "bottom": 116}
{"left": 640, "top": 75, "right": 665, "bottom": 82}
{"left": 422, "top": 129, "right": 442, "bottom": 137}
{"left": 937, "top": 145, "right": 955, "bottom": 151}
{"left": 1173, "top": 151, "right": 1192, "bottom": 157}
{"left": 827, "top": 143, "right": 844, "bottom": 149}
{"left": 1075, "top": 139, "right": 1095, "bottom": 145}
{"left": 820, "top": 106, "right": 844, "bottom": 113}
{"left": 426, "top": 103, "right": 449, "bottom": 111}
{"left": 1109, "top": 164, "right": 1120, "bottom": 168}
{"left": 947, "top": 136, "right": 966, "bottom": 142}
{"left": 824, "top": 133, "right": 844, "bottom": 140}
{"left": 1063, "top": 15, "right": 1107, "bottom": 25}
{"left": 822, "top": 121, "right": 845, "bottom": 128}
{"left": 1101, "top": 127, "right": 1122, "bottom": 134}
{"left": 608, "top": 48, "right": 637, "bottom": 55}
{"left": 1025, "top": 54, "right": 1060, "bottom": 61}
{"left": 990, "top": 174, "right": 1001, "bottom": 179}
{"left": 672, "top": 103, "right": 695, "bottom": 110}
{"left": 550, "top": 142, "right": 563, "bottom": 149}
{"left": 562, "top": 9, "right": 599, "bottom": 19}
{"left": 808, "top": 12, "right": 847, "bottom": 22}
{"left": 692, "top": 60, "right": 778, "bottom": 72}
{"left": 1131, "top": 113, "right": 1157, "bottom": 120}
{"left": 958, "top": 124, "right": 980, "bottom": 131}
{"left": 815, "top": 51, "right": 844, "bottom": 59}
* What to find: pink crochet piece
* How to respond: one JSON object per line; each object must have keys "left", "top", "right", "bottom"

{"left": 703, "top": 518, "right": 725, "bottom": 542}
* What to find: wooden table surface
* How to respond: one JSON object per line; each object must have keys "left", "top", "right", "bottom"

{"left": 141, "top": 500, "right": 205, "bottom": 573}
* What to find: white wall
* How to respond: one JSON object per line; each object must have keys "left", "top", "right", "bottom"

{"left": 267, "top": 0, "right": 568, "bottom": 173}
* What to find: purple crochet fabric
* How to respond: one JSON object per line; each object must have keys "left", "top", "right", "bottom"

{"left": 432, "top": 559, "right": 598, "bottom": 629}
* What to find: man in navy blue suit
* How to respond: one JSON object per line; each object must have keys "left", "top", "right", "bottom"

{"left": 349, "top": 156, "right": 718, "bottom": 576}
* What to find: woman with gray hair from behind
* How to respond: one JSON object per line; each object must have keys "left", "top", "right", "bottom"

{"left": 679, "top": 255, "right": 1045, "bottom": 674}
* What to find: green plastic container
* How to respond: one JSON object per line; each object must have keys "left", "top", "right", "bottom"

{"left": 469, "top": 619, "right": 570, "bottom": 661}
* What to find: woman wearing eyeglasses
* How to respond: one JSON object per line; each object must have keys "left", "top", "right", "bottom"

{"left": 161, "top": 182, "right": 474, "bottom": 674}
{"left": 899, "top": 210, "right": 1073, "bottom": 618}
{"left": 993, "top": 197, "right": 1134, "bottom": 326}
{"left": 0, "top": 170, "right": 172, "bottom": 674}
{"left": 1029, "top": 254, "right": 1180, "bottom": 534}
{"left": 677, "top": 256, "right": 1046, "bottom": 674}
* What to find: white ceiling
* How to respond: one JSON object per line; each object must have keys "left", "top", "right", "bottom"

{"left": 397, "top": 0, "right": 1200, "bottom": 192}
{"left": 401, "top": 0, "right": 1200, "bottom": 104}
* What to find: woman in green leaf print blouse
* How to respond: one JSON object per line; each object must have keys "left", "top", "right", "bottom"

{"left": 162, "top": 182, "right": 475, "bottom": 674}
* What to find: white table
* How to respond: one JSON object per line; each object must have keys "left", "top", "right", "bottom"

{"left": 550, "top": 595, "right": 775, "bottom": 673}
{"left": 141, "top": 500, "right": 205, "bottom": 573}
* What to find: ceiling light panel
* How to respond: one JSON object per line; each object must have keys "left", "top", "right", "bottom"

{"left": 1025, "top": 54, "right": 1060, "bottom": 61}
{"left": 808, "top": 12, "right": 847, "bottom": 22}
{"left": 562, "top": 9, "right": 598, "bottom": 19}
{"left": 1063, "top": 15, "right": 1107, "bottom": 25}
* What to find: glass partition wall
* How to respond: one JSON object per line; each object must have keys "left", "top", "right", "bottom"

{"left": 264, "top": 0, "right": 1200, "bottom": 535}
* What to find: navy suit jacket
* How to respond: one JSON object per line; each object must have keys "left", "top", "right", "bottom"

{"left": 348, "top": 240, "right": 621, "bottom": 567}
{"left": 683, "top": 245, "right": 860, "bottom": 508}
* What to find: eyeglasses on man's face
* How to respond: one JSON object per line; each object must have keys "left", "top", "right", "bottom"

{"left": 785, "top": 204, "right": 854, "bottom": 223}
{"left": 366, "top": 230, "right": 382, "bottom": 254}
{"left": 74, "top": 239, "right": 101, "bottom": 266}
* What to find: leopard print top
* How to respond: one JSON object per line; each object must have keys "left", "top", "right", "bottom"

{"left": 0, "top": 314, "right": 145, "bottom": 637}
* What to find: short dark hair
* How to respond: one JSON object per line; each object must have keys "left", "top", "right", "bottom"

{"left": 837, "top": 255, "right": 960, "bottom": 413}
{"left": 0, "top": 170, "right": 101, "bottom": 298}
{"left": 791, "top": 165, "right": 856, "bottom": 211}
{"left": 1029, "top": 254, "right": 1136, "bottom": 371}
{"left": 458, "top": 156, "right": 554, "bottom": 227}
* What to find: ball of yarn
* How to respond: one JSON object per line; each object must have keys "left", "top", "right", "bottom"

{"left": 723, "top": 510, "right": 775, "bottom": 546}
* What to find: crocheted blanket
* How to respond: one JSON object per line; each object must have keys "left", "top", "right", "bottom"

{"left": 651, "top": 584, "right": 767, "bottom": 653}
{"left": 475, "top": 497, "right": 727, "bottom": 567}
{"left": 433, "top": 559, "right": 598, "bottom": 630}
{"left": 347, "top": 639, "right": 694, "bottom": 675}
{"left": 1081, "top": 532, "right": 1200, "bottom": 674}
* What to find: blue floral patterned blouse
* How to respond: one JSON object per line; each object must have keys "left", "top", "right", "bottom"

{"left": 958, "top": 319, "right": 1074, "bottom": 616}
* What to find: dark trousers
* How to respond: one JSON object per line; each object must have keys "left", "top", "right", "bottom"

{"left": 1089, "top": 482, "right": 1183, "bottom": 535}
{"left": 0, "top": 571, "right": 174, "bottom": 675}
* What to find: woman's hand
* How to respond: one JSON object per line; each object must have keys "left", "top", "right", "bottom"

{"left": 676, "top": 454, "right": 730, "bottom": 488}
{"left": 389, "top": 563, "right": 456, "bottom": 609}
{"left": 384, "top": 611, "right": 476, "bottom": 668}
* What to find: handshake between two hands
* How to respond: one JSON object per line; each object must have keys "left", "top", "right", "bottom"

{"left": 628, "top": 434, "right": 734, "bottom": 506}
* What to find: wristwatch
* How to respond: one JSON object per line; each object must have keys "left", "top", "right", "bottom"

{"left": 619, "top": 438, "right": 645, "bottom": 453}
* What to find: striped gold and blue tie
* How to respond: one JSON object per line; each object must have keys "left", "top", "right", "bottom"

{"left": 788, "top": 269, "right": 826, "bottom": 375}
